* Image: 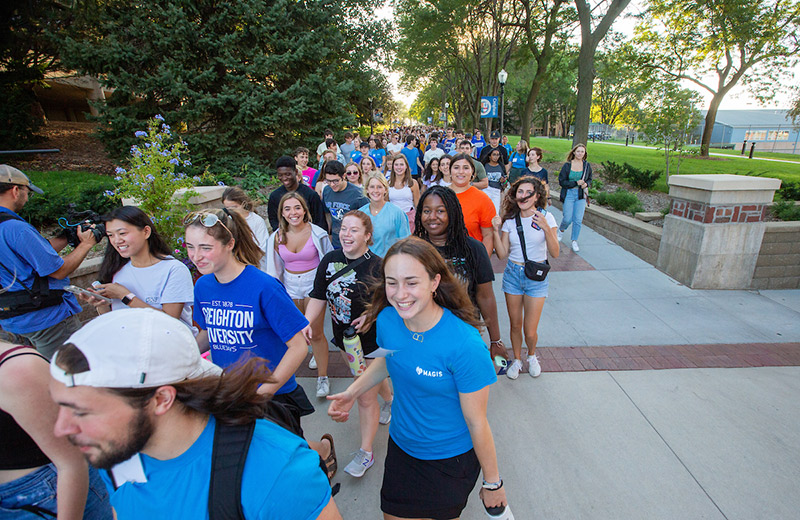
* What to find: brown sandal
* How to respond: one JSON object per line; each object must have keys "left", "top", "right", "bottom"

{"left": 321, "top": 433, "right": 337, "bottom": 480}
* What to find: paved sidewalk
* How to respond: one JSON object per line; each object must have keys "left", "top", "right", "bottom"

{"left": 298, "top": 206, "right": 800, "bottom": 518}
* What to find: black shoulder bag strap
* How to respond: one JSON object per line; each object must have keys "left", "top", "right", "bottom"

{"left": 515, "top": 214, "right": 531, "bottom": 264}
{"left": 326, "top": 253, "right": 369, "bottom": 288}
{"left": 209, "top": 421, "right": 256, "bottom": 520}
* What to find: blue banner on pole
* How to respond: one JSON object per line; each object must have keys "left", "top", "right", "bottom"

{"left": 480, "top": 97, "right": 498, "bottom": 118}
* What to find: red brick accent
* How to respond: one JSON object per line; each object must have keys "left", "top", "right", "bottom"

{"left": 669, "top": 198, "right": 767, "bottom": 224}
{"left": 298, "top": 343, "right": 800, "bottom": 377}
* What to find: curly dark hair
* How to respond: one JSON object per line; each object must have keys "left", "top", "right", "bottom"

{"left": 500, "top": 177, "right": 548, "bottom": 222}
{"left": 413, "top": 185, "right": 477, "bottom": 284}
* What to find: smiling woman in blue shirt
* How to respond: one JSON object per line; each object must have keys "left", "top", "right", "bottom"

{"left": 327, "top": 236, "right": 510, "bottom": 520}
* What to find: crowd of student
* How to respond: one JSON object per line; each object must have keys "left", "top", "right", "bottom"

{"left": 0, "top": 127, "right": 593, "bottom": 519}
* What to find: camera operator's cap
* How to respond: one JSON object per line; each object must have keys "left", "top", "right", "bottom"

{"left": 51, "top": 308, "right": 221, "bottom": 389}
{"left": 0, "top": 165, "right": 43, "bottom": 194}
{"left": 489, "top": 130, "right": 501, "bottom": 139}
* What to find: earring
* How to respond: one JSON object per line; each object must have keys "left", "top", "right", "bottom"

{"left": 432, "top": 290, "right": 437, "bottom": 299}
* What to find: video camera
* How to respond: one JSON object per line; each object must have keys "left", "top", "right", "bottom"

{"left": 58, "top": 209, "right": 106, "bottom": 247}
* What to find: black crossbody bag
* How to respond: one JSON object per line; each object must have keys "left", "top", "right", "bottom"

{"left": 515, "top": 214, "right": 550, "bottom": 282}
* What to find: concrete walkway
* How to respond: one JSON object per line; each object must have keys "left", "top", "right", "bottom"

{"left": 299, "top": 206, "right": 800, "bottom": 519}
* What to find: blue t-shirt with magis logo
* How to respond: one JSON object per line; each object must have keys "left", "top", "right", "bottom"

{"left": 375, "top": 306, "right": 497, "bottom": 459}
{"left": 193, "top": 265, "right": 308, "bottom": 395}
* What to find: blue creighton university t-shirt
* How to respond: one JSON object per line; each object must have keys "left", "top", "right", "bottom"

{"left": 101, "top": 416, "right": 331, "bottom": 520}
{"left": 375, "top": 306, "right": 497, "bottom": 459}
{"left": 193, "top": 265, "right": 308, "bottom": 395}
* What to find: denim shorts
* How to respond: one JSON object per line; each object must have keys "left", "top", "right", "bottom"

{"left": 0, "top": 464, "right": 112, "bottom": 519}
{"left": 502, "top": 261, "right": 549, "bottom": 298}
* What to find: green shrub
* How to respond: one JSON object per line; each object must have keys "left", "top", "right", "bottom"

{"left": 601, "top": 160, "right": 626, "bottom": 182}
{"left": 21, "top": 171, "right": 119, "bottom": 229}
{"left": 592, "top": 178, "right": 605, "bottom": 191}
{"left": 594, "top": 189, "right": 643, "bottom": 214}
{"left": 623, "top": 163, "right": 660, "bottom": 190}
{"left": 772, "top": 200, "right": 800, "bottom": 221}
{"left": 777, "top": 181, "right": 800, "bottom": 201}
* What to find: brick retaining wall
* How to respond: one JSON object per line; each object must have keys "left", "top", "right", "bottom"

{"left": 550, "top": 196, "right": 662, "bottom": 265}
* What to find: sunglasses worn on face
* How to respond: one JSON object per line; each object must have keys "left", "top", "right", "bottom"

{"left": 184, "top": 211, "right": 232, "bottom": 235}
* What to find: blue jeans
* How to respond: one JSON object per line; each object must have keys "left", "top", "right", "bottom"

{"left": 560, "top": 188, "right": 586, "bottom": 241}
{"left": 0, "top": 464, "right": 112, "bottom": 519}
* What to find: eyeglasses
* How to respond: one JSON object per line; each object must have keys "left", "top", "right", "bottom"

{"left": 346, "top": 170, "right": 360, "bottom": 176}
{"left": 325, "top": 178, "right": 342, "bottom": 185}
{"left": 184, "top": 211, "right": 232, "bottom": 235}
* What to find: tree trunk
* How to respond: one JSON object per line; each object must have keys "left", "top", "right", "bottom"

{"left": 700, "top": 93, "right": 723, "bottom": 157}
{"left": 572, "top": 42, "right": 595, "bottom": 147}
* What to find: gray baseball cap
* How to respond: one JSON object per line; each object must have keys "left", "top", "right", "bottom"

{"left": 0, "top": 165, "right": 44, "bottom": 194}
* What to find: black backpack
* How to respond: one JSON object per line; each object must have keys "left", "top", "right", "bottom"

{"left": 208, "top": 400, "right": 332, "bottom": 520}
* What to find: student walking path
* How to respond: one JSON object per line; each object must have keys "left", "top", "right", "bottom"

{"left": 299, "top": 205, "right": 800, "bottom": 519}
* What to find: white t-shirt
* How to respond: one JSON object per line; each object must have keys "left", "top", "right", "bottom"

{"left": 501, "top": 212, "right": 558, "bottom": 263}
{"left": 423, "top": 148, "right": 445, "bottom": 164}
{"left": 386, "top": 142, "right": 404, "bottom": 154}
{"left": 111, "top": 257, "right": 195, "bottom": 329}
{"left": 245, "top": 211, "right": 270, "bottom": 272}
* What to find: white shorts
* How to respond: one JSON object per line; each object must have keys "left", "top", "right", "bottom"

{"left": 283, "top": 269, "right": 316, "bottom": 300}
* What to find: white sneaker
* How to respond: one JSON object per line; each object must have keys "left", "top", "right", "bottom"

{"left": 557, "top": 229, "right": 563, "bottom": 241}
{"left": 316, "top": 376, "right": 329, "bottom": 398}
{"left": 308, "top": 355, "right": 317, "bottom": 370}
{"left": 527, "top": 354, "right": 542, "bottom": 377}
{"left": 344, "top": 449, "right": 374, "bottom": 477}
{"left": 379, "top": 400, "right": 392, "bottom": 425}
{"left": 506, "top": 359, "right": 523, "bottom": 380}
{"left": 572, "top": 240, "right": 580, "bottom": 252}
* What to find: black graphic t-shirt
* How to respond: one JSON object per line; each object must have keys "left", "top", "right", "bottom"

{"left": 435, "top": 237, "right": 494, "bottom": 306}
{"left": 310, "top": 249, "right": 382, "bottom": 354}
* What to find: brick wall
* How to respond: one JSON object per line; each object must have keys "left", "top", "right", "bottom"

{"left": 751, "top": 222, "right": 800, "bottom": 290}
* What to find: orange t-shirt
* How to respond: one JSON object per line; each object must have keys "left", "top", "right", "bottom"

{"left": 455, "top": 187, "right": 496, "bottom": 242}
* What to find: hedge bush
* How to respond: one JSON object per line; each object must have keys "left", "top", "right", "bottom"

{"left": 601, "top": 161, "right": 626, "bottom": 183}
{"left": 777, "top": 181, "right": 800, "bottom": 201}
{"left": 20, "top": 171, "right": 119, "bottom": 229}
{"left": 771, "top": 200, "right": 800, "bottom": 221}
{"left": 594, "top": 189, "right": 643, "bottom": 214}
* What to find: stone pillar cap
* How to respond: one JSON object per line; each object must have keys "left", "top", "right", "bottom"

{"left": 668, "top": 174, "right": 781, "bottom": 191}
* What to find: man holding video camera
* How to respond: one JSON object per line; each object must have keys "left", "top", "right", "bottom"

{"left": 0, "top": 165, "right": 98, "bottom": 359}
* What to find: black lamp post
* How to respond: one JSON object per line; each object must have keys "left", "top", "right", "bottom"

{"left": 498, "top": 69, "right": 508, "bottom": 136}
{"left": 444, "top": 102, "right": 449, "bottom": 127}
{"left": 369, "top": 98, "right": 374, "bottom": 136}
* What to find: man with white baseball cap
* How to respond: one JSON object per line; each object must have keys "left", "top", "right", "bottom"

{"left": 1, "top": 164, "right": 98, "bottom": 359}
{"left": 49, "top": 308, "right": 342, "bottom": 520}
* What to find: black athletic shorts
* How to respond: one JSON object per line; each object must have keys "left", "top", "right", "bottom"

{"left": 380, "top": 436, "right": 481, "bottom": 519}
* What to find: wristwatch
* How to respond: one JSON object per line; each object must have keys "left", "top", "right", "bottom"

{"left": 121, "top": 293, "right": 136, "bottom": 306}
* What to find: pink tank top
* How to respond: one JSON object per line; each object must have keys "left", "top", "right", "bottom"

{"left": 279, "top": 236, "right": 319, "bottom": 271}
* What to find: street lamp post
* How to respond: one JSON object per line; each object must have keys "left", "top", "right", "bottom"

{"left": 369, "top": 98, "right": 374, "bottom": 136}
{"left": 498, "top": 69, "right": 508, "bottom": 137}
{"left": 444, "top": 102, "right": 449, "bottom": 128}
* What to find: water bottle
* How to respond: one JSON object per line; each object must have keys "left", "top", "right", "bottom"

{"left": 342, "top": 326, "right": 366, "bottom": 377}
{"left": 484, "top": 504, "right": 515, "bottom": 520}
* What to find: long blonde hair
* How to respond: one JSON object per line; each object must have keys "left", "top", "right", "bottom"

{"left": 389, "top": 153, "right": 413, "bottom": 187}
{"left": 276, "top": 192, "right": 311, "bottom": 246}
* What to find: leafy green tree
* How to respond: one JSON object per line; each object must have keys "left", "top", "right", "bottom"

{"left": 395, "top": 0, "right": 520, "bottom": 131}
{"left": 572, "top": 0, "right": 632, "bottom": 146}
{"left": 60, "top": 0, "right": 390, "bottom": 174}
{"left": 0, "top": 0, "right": 99, "bottom": 148}
{"left": 591, "top": 36, "right": 652, "bottom": 127}
{"left": 637, "top": 82, "right": 703, "bottom": 179}
{"left": 636, "top": 0, "right": 800, "bottom": 157}
{"left": 496, "top": 0, "right": 573, "bottom": 142}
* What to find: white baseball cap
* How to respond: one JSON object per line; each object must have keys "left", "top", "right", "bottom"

{"left": 51, "top": 308, "right": 221, "bottom": 388}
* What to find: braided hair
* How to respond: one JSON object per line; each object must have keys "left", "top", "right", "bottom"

{"left": 413, "top": 185, "right": 477, "bottom": 278}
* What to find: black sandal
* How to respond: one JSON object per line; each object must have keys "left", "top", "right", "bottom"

{"left": 321, "top": 433, "right": 337, "bottom": 480}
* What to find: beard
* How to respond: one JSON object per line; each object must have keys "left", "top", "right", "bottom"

{"left": 72, "top": 408, "right": 155, "bottom": 470}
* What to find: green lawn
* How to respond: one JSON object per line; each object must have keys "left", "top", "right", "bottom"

{"left": 507, "top": 136, "right": 800, "bottom": 192}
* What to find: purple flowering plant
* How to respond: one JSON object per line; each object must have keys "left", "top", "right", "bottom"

{"left": 111, "top": 116, "right": 198, "bottom": 255}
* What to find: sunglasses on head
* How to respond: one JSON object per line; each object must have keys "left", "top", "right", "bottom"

{"left": 184, "top": 210, "right": 232, "bottom": 235}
